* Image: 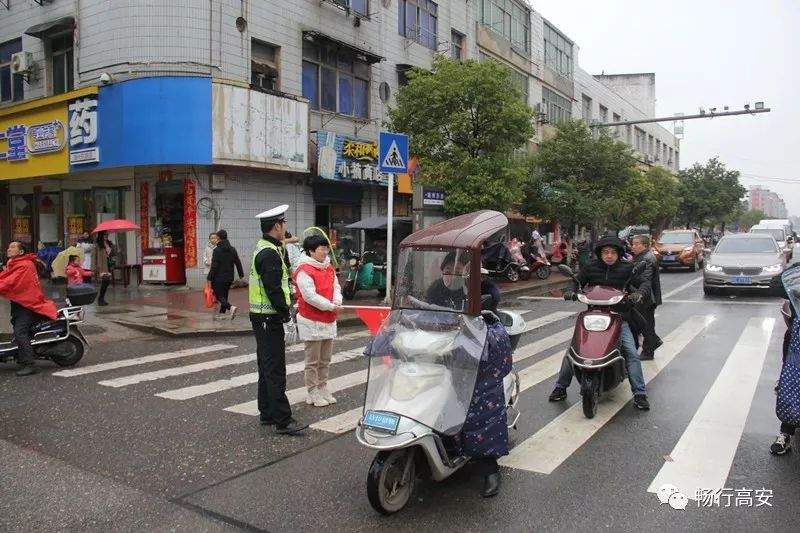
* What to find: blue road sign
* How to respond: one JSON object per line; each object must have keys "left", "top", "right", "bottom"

{"left": 378, "top": 131, "right": 409, "bottom": 174}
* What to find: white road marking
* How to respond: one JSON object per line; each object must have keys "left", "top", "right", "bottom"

{"left": 647, "top": 317, "right": 775, "bottom": 500}
{"left": 518, "top": 296, "right": 559, "bottom": 301}
{"left": 519, "top": 311, "right": 576, "bottom": 333}
{"left": 158, "top": 311, "right": 543, "bottom": 401}
{"left": 661, "top": 276, "right": 703, "bottom": 299}
{"left": 157, "top": 348, "right": 364, "bottom": 400}
{"left": 499, "top": 315, "right": 715, "bottom": 474}
{"left": 311, "top": 329, "right": 575, "bottom": 434}
{"left": 664, "top": 299, "right": 776, "bottom": 307}
{"left": 52, "top": 344, "right": 237, "bottom": 377}
{"left": 99, "top": 353, "right": 256, "bottom": 388}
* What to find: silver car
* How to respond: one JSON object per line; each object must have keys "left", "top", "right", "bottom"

{"left": 703, "top": 233, "right": 785, "bottom": 296}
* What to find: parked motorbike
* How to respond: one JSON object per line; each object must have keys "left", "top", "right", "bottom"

{"left": 357, "top": 210, "right": 525, "bottom": 514}
{"left": 482, "top": 241, "right": 526, "bottom": 282}
{"left": 520, "top": 241, "right": 552, "bottom": 280}
{"left": 343, "top": 250, "right": 387, "bottom": 300}
{"left": 557, "top": 262, "right": 645, "bottom": 418}
{"left": 0, "top": 285, "right": 94, "bottom": 368}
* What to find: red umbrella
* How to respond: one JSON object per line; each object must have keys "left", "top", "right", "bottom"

{"left": 92, "top": 219, "right": 140, "bottom": 233}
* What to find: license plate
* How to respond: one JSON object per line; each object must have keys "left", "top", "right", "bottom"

{"left": 363, "top": 410, "right": 400, "bottom": 434}
{"left": 661, "top": 256, "right": 676, "bottom": 262}
{"left": 732, "top": 276, "right": 752, "bottom": 285}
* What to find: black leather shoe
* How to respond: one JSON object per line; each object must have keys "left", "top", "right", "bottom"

{"left": 548, "top": 387, "right": 567, "bottom": 402}
{"left": 633, "top": 394, "right": 650, "bottom": 411}
{"left": 15, "top": 365, "right": 38, "bottom": 377}
{"left": 275, "top": 420, "right": 309, "bottom": 435}
{"left": 97, "top": 300, "right": 108, "bottom": 307}
{"left": 481, "top": 473, "right": 501, "bottom": 498}
{"left": 639, "top": 350, "right": 655, "bottom": 361}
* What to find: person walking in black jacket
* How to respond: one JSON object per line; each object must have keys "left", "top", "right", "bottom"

{"left": 631, "top": 234, "right": 663, "bottom": 360}
{"left": 207, "top": 229, "right": 244, "bottom": 319}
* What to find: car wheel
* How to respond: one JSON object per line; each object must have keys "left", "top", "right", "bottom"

{"left": 703, "top": 285, "right": 717, "bottom": 297}
{"left": 689, "top": 257, "right": 698, "bottom": 272}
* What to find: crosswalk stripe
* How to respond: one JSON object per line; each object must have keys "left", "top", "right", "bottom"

{"left": 311, "top": 330, "right": 575, "bottom": 434}
{"left": 52, "top": 344, "right": 237, "bottom": 377}
{"left": 157, "top": 310, "right": 544, "bottom": 401}
{"left": 499, "top": 315, "right": 715, "bottom": 474}
{"left": 98, "top": 353, "right": 256, "bottom": 388}
{"left": 661, "top": 276, "right": 702, "bottom": 299}
{"left": 647, "top": 317, "right": 775, "bottom": 500}
{"left": 156, "top": 348, "right": 364, "bottom": 400}
{"left": 224, "top": 313, "right": 575, "bottom": 418}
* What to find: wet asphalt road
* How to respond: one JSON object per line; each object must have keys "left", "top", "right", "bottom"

{"left": 1, "top": 269, "right": 799, "bottom": 532}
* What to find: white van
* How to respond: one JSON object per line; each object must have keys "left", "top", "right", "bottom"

{"left": 759, "top": 219, "right": 792, "bottom": 235}
{"left": 751, "top": 224, "right": 788, "bottom": 250}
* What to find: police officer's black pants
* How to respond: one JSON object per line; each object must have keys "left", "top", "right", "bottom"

{"left": 642, "top": 303, "right": 661, "bottom": 350}
{"left": 251, "top": 315, "right": 292, "bottom": 425}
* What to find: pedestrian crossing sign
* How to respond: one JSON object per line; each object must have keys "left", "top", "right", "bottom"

{"left": 378, "top": 131, "right": 409, "bottom": 173}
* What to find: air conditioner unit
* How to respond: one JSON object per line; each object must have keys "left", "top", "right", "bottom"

{"left": 10, "top": 52, "right": 34, "bottom": 75}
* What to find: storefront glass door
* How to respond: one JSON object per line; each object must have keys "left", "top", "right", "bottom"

{"left": 11, "top": 194, "right": 33, "bottom": 248}
{"left": 93, "top": 188, "right": 127, "bottom": 263}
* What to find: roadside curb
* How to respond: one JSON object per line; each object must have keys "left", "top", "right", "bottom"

{"left": 108, "top": 277, "right": 571, "bottom": 338}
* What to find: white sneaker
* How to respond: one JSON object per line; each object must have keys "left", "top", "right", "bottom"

{"left": 306, "top": 388, "right": 329, "bottom": 407}
{"left": 229, "top": 306, "right": 238, "bottom": 320}
{"left": 319, "top": 386, "right": 337, "bottom": 404}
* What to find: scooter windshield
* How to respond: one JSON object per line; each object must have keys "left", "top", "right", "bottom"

{"left": 363, "top": 309, "right": 488, "bottom": 436}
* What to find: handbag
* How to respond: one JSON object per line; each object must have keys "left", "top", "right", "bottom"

{"left": 776, "top": 318, "right": 800, "bottom": 426}
{"left": 203, "top": 282, "right": 217, "bottom": 309}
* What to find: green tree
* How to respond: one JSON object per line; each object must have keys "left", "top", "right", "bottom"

{"left": 676, "top": 158, "right": 746, "bottom": 229}
{"left": 522, "top": 120, "right": 642, "bottom": 232}
{"left": 643, "top": 166, "right": 681, "bottom": 233}
{"left": 387, "top": 57, "right": 534, "bottom": 215}
{"left": 738, "top": 209, "right": 767, "bottom": 231}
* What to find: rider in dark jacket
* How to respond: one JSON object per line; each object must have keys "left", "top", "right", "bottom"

{"left": 549, "top": 234, "right": 653, "bottom": 411}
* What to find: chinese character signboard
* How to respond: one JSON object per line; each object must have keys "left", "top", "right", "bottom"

{"left": 316, "top": 131, "right": 390, "bottom": 186}
{"left": 140, "top": 182, "right": 150, "bottom": 253}
{"left": 423, "top": 190, "right": 445, "bottom": 206}
{"left": 182, "top": 179, "right": 197, "bottom": 268}
{"left": 68, "top": 97, "right": 100, "bottom": 165}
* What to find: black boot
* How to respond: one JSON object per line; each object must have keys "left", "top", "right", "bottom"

{"left": 97, "top": 276, "right": 110, "bottom": 306}
{"left": 481, "top": 472, "right": 501, "bottom": 498}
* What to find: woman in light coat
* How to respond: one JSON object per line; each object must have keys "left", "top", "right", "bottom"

{"left": 294, "top": 234, "right": 342, "bottom": 407}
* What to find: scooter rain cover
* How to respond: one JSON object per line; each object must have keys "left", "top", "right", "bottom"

{"left": 782, "top": 263, "right": 800, "bottom": 316}
{"left": 363, "top": 309, "right": 488, "bottom": 436}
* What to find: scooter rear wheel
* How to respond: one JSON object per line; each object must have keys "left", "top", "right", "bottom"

{"left": 536, "top": 265, "right": 551, "bottom": 280}
{"left": 506, "top": 267, "right": 520, "bottom": 282}
{"left": 581, "top": 373, "right": 601, "bottom": 419}
{"left": 48, "top": 336, "right": 85, "bottom": 367}
{"left": 367, "top": 448, "right": 416, "bottom": 515}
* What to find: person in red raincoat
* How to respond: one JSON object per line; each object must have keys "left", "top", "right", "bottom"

{"left": 0, "top": 241, "right": 58, "bottom": 376}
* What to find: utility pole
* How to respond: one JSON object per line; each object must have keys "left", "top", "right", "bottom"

{"left": 589, "top": 106, "right": 770, "bottom": 128}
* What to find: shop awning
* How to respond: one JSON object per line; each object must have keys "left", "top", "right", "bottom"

{"left": 25, "top": 16, "right": 75, "bottom": 39}
{"left": 347, "top": 216, "right": 412, "bottom": 230}
{"left": 303, "top": 31, "right": 384, "bottom": 64}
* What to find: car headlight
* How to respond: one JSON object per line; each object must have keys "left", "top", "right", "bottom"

{"left": 349, "top": 258, "right": 357, "bottom": 267}
{"left": 705, "top": 264, "right": 723, "bottom": 272}
{"left": 762, "top": 264, "right": 784, "bottom": 273}
{"left": 583, "top": 315, "right": 611, "bottom": 332}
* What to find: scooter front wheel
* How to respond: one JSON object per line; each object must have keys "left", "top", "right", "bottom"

{"left": 581, "top": 373, "right": 601, "bottom": 419}
{"left": 367, "top": 448, "right": 416, "bottom": 515}
{"left": 536, "top": 265, "right": 551, "bottom": 280}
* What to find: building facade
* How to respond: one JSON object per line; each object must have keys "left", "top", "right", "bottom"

{"left": 748, "top": 186, "right": 787, "bottom": 218}
{"left": 0, "top": 0, "right": 681, "bottom": 287}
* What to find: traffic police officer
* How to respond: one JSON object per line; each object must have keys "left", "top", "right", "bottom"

{"left": 250, "top": 204, "right": 307, "bottom": 435}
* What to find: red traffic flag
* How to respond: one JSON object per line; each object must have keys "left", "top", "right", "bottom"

{"left": 353, "top": 306, "right": 391, "bottom": 335}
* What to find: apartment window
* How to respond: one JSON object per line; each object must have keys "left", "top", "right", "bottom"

{"left": 634, "top": 127, "right": 645, "bottom": 152}
{"left": 599, "top": 105, "right": 608, "bottom": 124}
{"left": 450, "top": 30, "right": 464, "bottom": 60}
{"left": 581, "top": 94, "right": 592, "bottom": 122}
{"left": 50, "top": 33, "right": 74, "bottom": 95}
{"left": 251, "top": 40, "right": 280, "bottom": 91}
{"left": 0, "top": 38, "right": 23, "bottom": 103}
{"left": 669, "top": 146, "right": 674, "bottom": 163}
{"left": 399, "top": 0, "right": 438, "bottom": 51}
{"left": 480, "top": 0, "right": 530, "bottom": 53}
{"left": 543, "top": 21, "right": 573, "bottom": 77}
{"left": 674, "top": 150, "right": 679, "bottom": 170}
{"left": 302, "top": 39, "right": 371, "bottom": 118}
{"left": 351, "top": 0, "right": 368, "bottom": 16}
{"left": 542, "top": 87, "right": 571, "bottom": 124}
{"left": 663, "top": 143, "right": 668, "bottom": 164}
{"left": 509, "top": 68, "right": 528, "bottom": 104}
{"left": 613, "top": 113, "right": 621, "bottom": 137}
{"left": 656, "top": 139, "right": 661, "bottom": 160}
{"left": 648, "top": 134, "right": 654, "bottom": 156}
{"left": 626, "top": 124, "right": 632, "bottom": 145}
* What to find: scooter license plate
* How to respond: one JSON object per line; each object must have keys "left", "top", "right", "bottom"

{"left": 363, "top": 411, "right": 400, "bottom": 434}
{"left": 732, "top": 276, "right": 752, "bottom": 285}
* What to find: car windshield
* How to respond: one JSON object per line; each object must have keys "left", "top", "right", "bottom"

{"left": 659, "top": 232, "right": 694, "bottom": 244}
{"left": 715, "top": 238, "right": 777, "bottom": 254}
{"left": 751, "top": 228, "right": 785, "bottom": 242}
{"left": 394, "top": 247, "right": 473, "bottom": 313}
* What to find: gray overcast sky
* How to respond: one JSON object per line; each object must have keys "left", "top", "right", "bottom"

{"left": 537, "top": 0, "right": 800, "bottom": 216}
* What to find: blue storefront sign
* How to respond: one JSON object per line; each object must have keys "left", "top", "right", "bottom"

{"left": 71, "top": 76, "right": 212, "bottom": 171}
{"left": 316, "top": 130, "right": 389, "bottom": 186}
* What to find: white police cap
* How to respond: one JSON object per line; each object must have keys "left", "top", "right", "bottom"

{"left": 255, "top": 204, "right": 289, "bottom": 222}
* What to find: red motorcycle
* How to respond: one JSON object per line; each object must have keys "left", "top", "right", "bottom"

{"left": 557, "top": 263, "right": 645, "bottom": 418}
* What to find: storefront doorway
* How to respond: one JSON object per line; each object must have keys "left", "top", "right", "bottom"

{"left": 154, "top": 180, "right": 184, "bottom": 249}
{"left": 11, "top": 194, "right": 33, "bottom": 248}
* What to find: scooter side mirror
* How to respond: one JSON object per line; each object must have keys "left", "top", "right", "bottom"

{"left": 557, "top": 264, "right": 574, "bottom": 278}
